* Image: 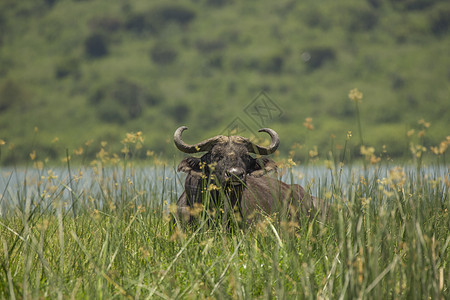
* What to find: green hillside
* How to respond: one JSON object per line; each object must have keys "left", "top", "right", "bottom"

{"left": 0, "top": 0, "right": 449, "bottom": 165}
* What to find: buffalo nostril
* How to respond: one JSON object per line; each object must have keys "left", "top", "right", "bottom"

{"left": 227, "top": 168, "right": 244, "bottom": 179}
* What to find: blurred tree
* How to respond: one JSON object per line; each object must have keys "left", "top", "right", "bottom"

{"left": 84, "top": 33, "right": 108, "bottom": 58}
{"left": 125, "top": 4, "right": 196, "bottom": 35}
{"left": 303, "top": 47, "right": 336, "bottom": 71}
{"left": 0, "top": 80, "right": 25, "bottom": 112}
{"left": 429, "top": 4, "right": 450, "bottom": 36}
{"left": 153, "top": 4, "right": 196, "bottom": 26}
{"left": 195, "top": 39, "right": 226, "bottom": 54}
{"left": 166, "top": 103, "right": 190, "bottom": 123}
{"left": 344, "top": 7, "right": 379, "bottom": 32}
{"left": 389, "top": 0, "right": 438, "bottom": 11}
{"left": 55, "top": 57, "right": 80, "bottom": 79}
{"left": 150, "top": 44, "right": 178, "bottom": 64}
{"left": 90, "top": 79, "right": 162, "bottom": 123}
{"left": 206, "top": 0, "right": 234, "bottom": 7}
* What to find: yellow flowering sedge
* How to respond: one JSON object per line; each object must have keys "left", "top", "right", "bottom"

{"left": 303, "top": 117, "right": 314, "bottom": 130}
{"left": 348, "top": 88, "right": 363, "bottom": 103}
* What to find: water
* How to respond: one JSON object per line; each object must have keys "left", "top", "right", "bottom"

{"left": 1, "top": 164, "right": 448, "bottom": 216}
{"left": 0, "top": 165, "right": 180, "bottom": 216}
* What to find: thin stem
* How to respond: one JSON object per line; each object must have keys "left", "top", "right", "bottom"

{"left": 355, "top": 102, "right": 367, "bottom": 174}
{"left": 355, "top": 102, "right": 364, "bottom": 147}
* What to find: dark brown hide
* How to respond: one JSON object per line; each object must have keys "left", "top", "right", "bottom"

{"left": 174, "top": 126, "right": 327, "bottom": 225}
{"left": 175, "top": 160, "right": 327, "bottom": 224}
{"left": 240, "top": 176, "right": 324, "bottom": 220}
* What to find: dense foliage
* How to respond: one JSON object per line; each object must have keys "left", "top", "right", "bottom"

{"left": 0, "top": 0, "right": 449, "bottom": 165}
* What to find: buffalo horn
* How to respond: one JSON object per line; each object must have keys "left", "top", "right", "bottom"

{"left": 174, "top": 126, "right": 279, "bottom": 155}
{"left": 174, "top": 126, "right": 223, "bottom": 153}
{"left": 246, "top": 128, "right": 280, "bottom": 155}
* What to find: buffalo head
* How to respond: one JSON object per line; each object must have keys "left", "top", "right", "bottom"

{"left": 174, "top": 126, "right": 279, "bottom": 186}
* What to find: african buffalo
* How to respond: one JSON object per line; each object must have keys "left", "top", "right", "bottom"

{"left": 174, "top": 126, "right": 327, "bottom": 225}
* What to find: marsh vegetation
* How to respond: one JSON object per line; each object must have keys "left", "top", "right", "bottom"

{"left": 0, "top": 130, "right": 448, "bottom": 298}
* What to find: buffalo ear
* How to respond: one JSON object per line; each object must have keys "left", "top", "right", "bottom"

{"left": 177, "top": 157, "right": 201, "bottom": 173}
{"left": 249, "top": 157, "right": 277, "bottom": 177}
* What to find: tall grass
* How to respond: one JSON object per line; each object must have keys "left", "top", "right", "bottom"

{"left": 1, "top": 119, "right": 449, "bottom": 299}
{"left": 0, "top": 157, "right": 448, "bottom": 298}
